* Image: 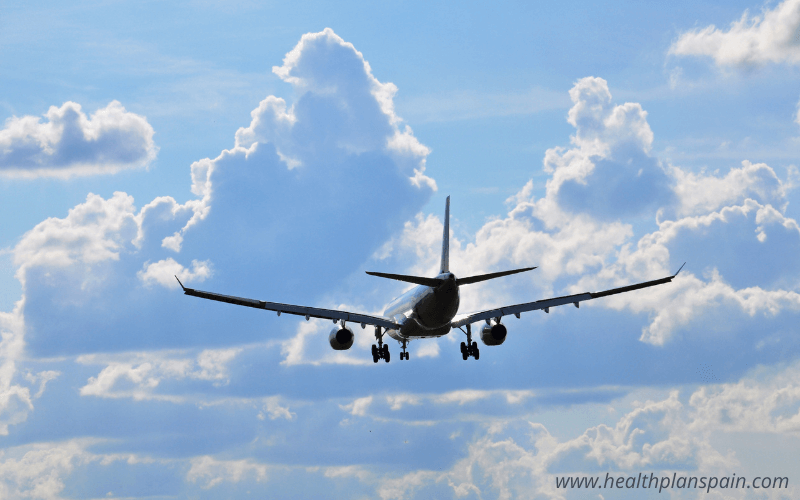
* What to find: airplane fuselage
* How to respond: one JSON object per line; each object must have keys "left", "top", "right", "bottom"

{"left": 383, "top": 272, "right": 460, "bottom": 341}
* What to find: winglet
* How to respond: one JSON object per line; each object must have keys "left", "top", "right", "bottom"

{"left": 175, "top": 275, "right": 186, "bottom": 291}
{"left": 674, "top": 262, "right": 686, "bottom": 277}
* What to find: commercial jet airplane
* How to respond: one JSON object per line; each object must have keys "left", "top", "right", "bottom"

{"left": 177, "top": 197, "right": 683, "bottom": 363}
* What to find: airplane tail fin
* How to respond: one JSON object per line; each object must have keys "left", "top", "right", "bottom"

{"left": 441, "top": 196, "right": 450, "bottom": 274}
{"left": 365, "top": 196, "right": 536, "bottom": 288}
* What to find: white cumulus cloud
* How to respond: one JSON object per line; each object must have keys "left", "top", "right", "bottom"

{"left": 138, "top": 258, "right": 211, "bottom": 289}
{"left": 670, "top": 0, "right": 800, "bottom": 67}
{"left": 379, "top": 76, "right": 800, "bottom": 349}
{"left": 0, "top": 101, "right": 157, "bottom": 178}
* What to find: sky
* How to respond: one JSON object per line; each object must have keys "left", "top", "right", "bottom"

{"left": 1, "top": 0, "right": 800, "bottom": 498}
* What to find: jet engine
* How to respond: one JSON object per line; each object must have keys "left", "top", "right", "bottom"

{"left": 328, "top": 326, "right": 355, "bottom": 350}
{"left": 480, "top": 323, "right": 507, "bottom": 346}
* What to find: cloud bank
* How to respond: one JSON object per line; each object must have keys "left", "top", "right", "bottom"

{"left": 12, "top": 28, "right": 434, "bottom": 359}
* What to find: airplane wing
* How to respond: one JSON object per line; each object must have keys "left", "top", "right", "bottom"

{"left": 175, "top": 277, "right": 400, "bottom": 330}
{"left": 451, "top": 264, "right": 684, "bottom": 328}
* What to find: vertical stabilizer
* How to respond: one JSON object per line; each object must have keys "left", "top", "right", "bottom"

{"left": 440, "top": 196, "right": 450, "bottom": 274}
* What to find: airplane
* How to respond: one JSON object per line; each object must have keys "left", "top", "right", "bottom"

{"left": 176, "top": 196, "right": 683, "bottom": 363}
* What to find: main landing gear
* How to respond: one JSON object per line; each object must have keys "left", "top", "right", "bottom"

{"left": 460, "top": 324, "right": 479, "bottom": 360}
{"left": 372, "top": 326, "right": 390, "bottom": 363}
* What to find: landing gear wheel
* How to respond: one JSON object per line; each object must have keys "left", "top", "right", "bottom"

{"left": 405, "top": 352, "right": 410, "bottom": 360}
{"left": 460, "top": 326, "right": 480, "bottom": 360}
{"left": 383, "top": 345, "right": 390, "bottom": 363}
{"left": 372, "top": 344, "right": 379, "bottom": 363}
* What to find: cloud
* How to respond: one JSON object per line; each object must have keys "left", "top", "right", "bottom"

{"left": 415, "top": 340, "right": 440, "bottom": 358}
{"left": 348, "top": 364, "right": 800, "bottom": 499}
{"left": 379, "top": 76, "right": 800, "bottom": 351}
{"left": 138, "top": 258, "right": 212, "bottom": 289}
{"left": 237, "top": 27, "right": 434, "bottom": 190}
{"left": 796, "top": 96, "right": 800, "bottom": 126}
{"left": 0, "top": 303, "right": 49, "bottom": 436}
{"left": 186, "top": 455, "right": 270, "bottom": 489}
{"left": 258, "top": 397, "right": 295, "bottom": 421}
{"left": 543, "top": 76, "right": 673, "bottom": 221}
{"left": 671, "top": 160, "right": 793, "bottom": 216}
{"left": 77, "top": 347, "right": 241, "bottom": 401}
{"left": 340, "top": 396, "right": 373, "bottom": 416}
{"left": 0, "top": 101, "right": 157, "bottom": 178}
{"left": 670, "top": 0, "right": 800, "bottom": 67}
{"left": 0, "top": 440, "right": 91, "bottom": 500}
{"left": 0, "top": 438, "right": 168, "bottom": 500}
{"left": 14, "top": 28, "right": 435, "bottom": 358}
{"left": 434, "top": 390, "right": 491, "bottom": 406}
{"left": 386, "top": 394, "right": 421, "bottom": 411}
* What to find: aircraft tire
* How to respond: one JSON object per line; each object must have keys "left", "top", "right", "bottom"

{"left": 474, "top": 348, "right": 480, "bottom": 360}
{"left": 384, "top": 349, "right": 390, "bottom": 363}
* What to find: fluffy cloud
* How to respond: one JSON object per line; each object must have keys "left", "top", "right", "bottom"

{"left": 138, "top": 257, "right": 212, "bottom": 289}
{"left": 542, "top": 77, "right": 673, "bottom": 222}
{"left": 77, "top": 347, "right": 241, "bottom": 401}
{"left": 0, "top": 306, "right": 33, "bottom": 436}
{"left": 670, "top": 0, "right": 800, "bottom": 67}
{"left": 14, "top": 28, "right": 434, "bottom": 358}
{"left": 0, "top": 101, "right": 157, "bottom": 178}
{"left": 671, "top": 160, "right": 793, "bottom": 216}
{"left": 379, "top": 76, "right": 800, "bottom": 351}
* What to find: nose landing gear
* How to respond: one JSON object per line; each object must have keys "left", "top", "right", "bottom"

{"left": 400, "top": 339, "right": 409, "bottom": 360}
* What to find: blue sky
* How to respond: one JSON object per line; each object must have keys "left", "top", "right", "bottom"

{"left": 1, "top": 0, "right": 800, "bottom": 498}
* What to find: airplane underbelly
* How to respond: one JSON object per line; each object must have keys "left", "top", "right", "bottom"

{"left": 388, "top": 321, "right": 451, "bottom": 341}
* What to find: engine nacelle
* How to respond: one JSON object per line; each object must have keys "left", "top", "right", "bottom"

{"left": 328, "top": 326, "right": 355, "bottom": 350}
{"left": 480, "top": 323, "right": 507, "bottom": 346}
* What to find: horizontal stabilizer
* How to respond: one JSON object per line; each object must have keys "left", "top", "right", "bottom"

{"left": 456, "top": 267, "right": 536, "bottom": 286}
{"left": 365, "top": 271, "right": 444, "bottom": 288}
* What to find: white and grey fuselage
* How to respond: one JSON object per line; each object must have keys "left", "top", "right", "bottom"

{"left": 383, "top": 272, "right": 460, "bottom": 342}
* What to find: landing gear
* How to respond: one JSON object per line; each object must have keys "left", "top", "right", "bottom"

{"left": 400, "top": 339, "right": 410, "bottom": 361}
{"left": 372, "top": 326, "right": 390, "bottom": 363}
{"left": 460, "top": 325, "right": 479, "bottom": 360}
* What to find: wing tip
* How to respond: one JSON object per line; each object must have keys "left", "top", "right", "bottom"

{"left": 175, "top": 275, "right": 186, "bottom": 291}
{"left": 674, "top": 262, "right": 686, "bottom": 277}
